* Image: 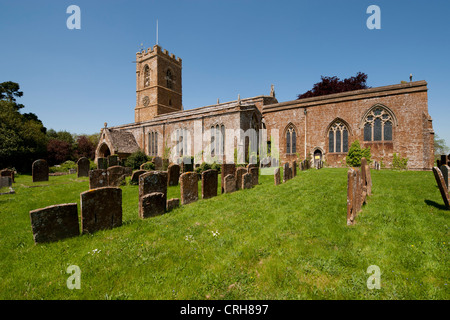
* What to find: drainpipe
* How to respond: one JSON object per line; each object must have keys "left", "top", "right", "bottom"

{"left": 304, "top": 108, "right": 307, "bottom": 160}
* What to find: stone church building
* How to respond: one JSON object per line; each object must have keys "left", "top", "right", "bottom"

{"left": 95, "top": 44, "right": 434, "bottom": 170}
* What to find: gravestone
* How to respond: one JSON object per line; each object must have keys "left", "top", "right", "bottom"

{"left": 440, "top": 165, "right": 449, "bottom": 190}
{"left": 242, "top": 173, "right": 253, "bottom": 189}
{"left": 292, "top": 161, "right": 297, "bottom": 177}
{"left": 347, "top": 168, "right": 357, "bottom": 225}
{"left": 235, "top": 167, "right": 247, "bottom": 190}
{"left": 201, "top": 169, "right": 218, "bottom": 199}
{"left": 0, "top": 169, "right": 14, "bottom": 183}
{"left": 80, "top": 187, "right": 122, "bottom": 234}
{"left": 441, "top": 155, "right": 448, "bottom": 166}
{"left": 432, "top": 167, "right": 450, "bottom": 208}
{"left": 107, "top": 155, "right": 119, "bottom": 167}
{"left": 168, "top": 164, "right": 181, "bottom": 186}
{"left": 140, "top": 192, "right": 166, "bottom": 219}
{"left": 0, "top": 176, "right": 12, "bottom": 188}
{"left": 89, "top": 169, "right": 108, "bottom": 189}
{"left": 221, "top": 164, "right": 236, "bottom": 193}
{"left": 97, "top": 157, "right": 107, "bottom": 170}
{"left": 77, "top": 157, "right": 90, "bottom": 178}
{"left": 274, "top": 167, "right": 281, "bottom": 185}
{"left": 107, "top": 166, "right": 127, "bottom": 187}
{"left": 32, "top": 159, "right": 49, "bottom": 182}
{"left": 223, "top": 174, "right": 237, "bottom": 194}
{"left": 180, "top": 172, "right": 198, "bottom": 205}
{"left": 139, "top": 171, "right": 168, "bottom": 216}
{"left": 130, "top": 170, "right": 147, "bottom": 185}
{"left": 153, "top": 156, "right": 163, "bottom": 170}
{"left": 167, "top": 198, "right": 180, "bottom": 212}
{"left": 283, "top": 163, "right": 290, "bottom": 183}
{"left": 249, "top": 167, "right": 259, "bottom": 186}
{"left": 29, "top": 203, "right": 79, "bottom": 244}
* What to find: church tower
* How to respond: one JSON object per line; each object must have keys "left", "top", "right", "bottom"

{"left": 135, "top": 45, "right": 182, "bottom": 122}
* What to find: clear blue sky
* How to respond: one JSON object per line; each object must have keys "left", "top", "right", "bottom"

{"left": 1, "top": 0, "right": 449, "bottom": 145}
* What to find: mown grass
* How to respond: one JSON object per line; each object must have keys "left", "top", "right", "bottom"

{"left": 0, "top": 168, "right": 448, "bottom": 300}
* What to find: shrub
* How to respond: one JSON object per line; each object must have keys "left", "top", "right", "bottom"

{"left": 346, "top": 140, "right": 371, "bottom": 167}
{"left": 125, "top": 150, "right": 149, "bottom": 170}
{"left": 392, "top": 153, "right": 408, "bottom": 170}
{"left": 141, "top": 161, "right": 155, "bottom": 171}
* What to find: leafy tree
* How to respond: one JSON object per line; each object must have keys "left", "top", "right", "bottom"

{"left": 47, "top": 139, "right": 73, "bottom": 165}
{"left": 434, "top": 134, "right": 449, "bottom": 156}
{"left": 298, "top": 72, "right": 369, "bottom": 99}
{"left": 346, "top": 140, "right": 371, "bottom": 167}
{"left": 74, "top": 135, "right": 95, "bottom": 160}
{"left": 0, "top": 81, "right": 24, "bottom": 108}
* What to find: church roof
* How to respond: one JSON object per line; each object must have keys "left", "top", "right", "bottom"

{"left": 105, "top": 129, "right": 140, "bottom": 154}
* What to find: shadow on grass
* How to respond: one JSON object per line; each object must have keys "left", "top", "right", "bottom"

{"left": 424, "top": 199, "right": 449, "bottom": 210}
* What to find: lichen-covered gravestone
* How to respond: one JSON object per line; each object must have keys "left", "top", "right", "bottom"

{"left": 139, "top": 171, "right": 168, "bottom": 217}
{"left": 107, "top": 155, "right": 119, "bottom": 167}
{"left": 292, "top": 161, "right": 297, "bottom": 177}
{"left": 201, "top": 169, "right": 218, "bottom": 199}
{"left": 167, "top": 164, "right": 181, "bottom": 186}
{"left": 223, "top": 174, "right": 237, "bottom": 194}
{"left": 107, "top": 166, "right": 127, "bottom": 187}
{"left": 0, "top": 169, "right": 14, "bottom": 183}
{"left": 97, "top": 157, "right": 107, "bottom": 170}
{"left": 242, "top": 173, "right": 253, "bottom": 189}
{"left": 80, "top": 187, "right": 122, "bottom": 234}
{"left": 283, "top": 163, "right": 290, "bottom": 183}
{"left": 432, "top": 167, "right": 450, "bottom": 208}
{"left": 140, "top": 192, "right": 166, "bottom": 218}
{"left": 32, "top": 159, "right": 49, "bottom": 182}
{"left": 274, "top": 167, "right": 281, "bottom": 185}
{"left": 180, "top": 172, "right": 198, "bottom": 205}
{"left": 77, "top": 157, "right": 90, "bottom": 178}
{"left": 89, "top": 169, "right": 108, "bottom": 189}
{"left": 235, "top": 167, "right": 247, "bottom": 190}
{"left": 249, "top": 167, "right": 259, "bottom": 186}
{"left": 221, "top": 164, "right": 236, "bottom": 193}
{"left": 130, "top": 170, "right": 147, "bottom": 185}
{"left": 29, "top": 203, "right": 79, "bottom": 243}
{"left": 167, "top": 198, "right": 180, "bottom": 212}
{"left": 440, "top": 165, "right": 449, "bottom": 190}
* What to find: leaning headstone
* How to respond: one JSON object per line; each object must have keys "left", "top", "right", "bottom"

{"left": 130, "top": 170, "right": 147, "bottom": 185}
{"left": 32, "top": 159, "right": 49, "bottom": 182}
{"left": 140, "top": 192, "right": 166, "bottom": 219}
{"left": 180, "top": 172, "right": 198, "bottom": 205}
{"left": 221, "top": 164, "right": 236, "bottom": 193}
{"left": 223, "top": 174, "right": 237, "bottom": 194}
{"left": 235, "top": 167, "right": 247, "bottom": 190}
{"left": 0, "top": 169, "right": 14, "bottom": 183}
{"left": 274, "top": 167, "right": 281, "bottom": 185}
{"left": 107, "top": 155, "right": 118, "bottom": 167}
{"left": 201, "top": 169, "right": 218, "bottom": 200}
{"left": 80, "top": 187, "right": 122, "bottom": 234}
{"left": 167, "top": 164, "right": 181, "bottom": 186}
{"left": 440, "top": 165, "right": 449, "bottom": 190}
{"left": 167, "top": 198, "right": 180, "bottom": 212}
{"left": 77, "top": 157, "right": 90, "bottom": 178}
{"left": 283, "top": 163, "right": 290, "bottom": 183}
{"left": 107, "top": 166, "right": 127, "bottom": 187}
{"left": 347, "top": 168, "right": 357, "bottom": 225}
{"left": 432, "top": 167, "right": 450, "bottom": 208}
{"left": 97, "top": 157, "right": 107, "bottom": 170}
{"left": 139, "top": 171, "right": 168, "bottom": 216}
{"left": 249, "top": 167, "right": 259, "bottom": 186}
{"left": 441, "top": 155, "right": 448, "bottom": 167}
{"left": 89, "top": 169, "right": 108, "bottom": 189}
{"left": 242, "top": 173, "right": 253, "bottom": 190}
{"left": 29, "top": 203, "right": 79, "bottom": 243}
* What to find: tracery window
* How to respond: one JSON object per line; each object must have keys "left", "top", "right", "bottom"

{"left": 328, "top": 121, "right": 349, "bottom": 153}
{"left": 166, "top": 69, "right": 173, "bottom": 89}
{"left": 286, "top": 125, "right": 296, "bottom": 154}
{"left": 210, "top": 124, "right": 225, "bottom": 157}
{"left": 149, "top": 131, "right": 158, "bottom": 156}
{"left": 363, "top": 107, "right": 393, "bottom": 141}
{"left": 143, "top": 65, "right": 150, "bottom": 87}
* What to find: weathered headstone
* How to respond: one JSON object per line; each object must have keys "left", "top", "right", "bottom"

{"left": 274, "top": 167, "right": 281, "bottom": 185}
{"left": 32, "top": 159, "right": 49, "bottom": 182}
{"left": 249, "top": 167, "right": 259, "bottom": 186}
{"left": 89, "top": 169, "right": 108, "bottom": 189}
{"left": 283, "top": 163, "right": 290, "bottom": 183}
{"left": 242, "top": 173, "right": 253, "bottom": 189}
{"left": 292, "top": 161, "right": 297, "bottom": 177}
{"left": 167, "top": 198, "right": 180, "bottom": 212}
{"left": 153, "top": 156, "right": 163, "bottom": 170}
{"left": 168, "top": 164, "right": 181, "bottom": 186}
{"left": 347, "top": 168, "right": 357, "bottom": 225}
{"left": 123, "top": 167, "right": 133, "bottom": 177}
{"left": 235, "top": 167, "right": 247, "bottom": 190}
{"left": 140, "top": 192, "right": 166, "bottom": 219}
{"left": 432, "top": 167, "right": 450, "bottom": 208}
{"left": 221, "top": 164, "right": 236, "bottom": 193}
{"left": 201, "top": 169, "right": 218, "bottom": 199}
{"left": 0, "top": 176, "right": 12, "bottom": 188}
{"left": 139, "top": 171, "right": 168, "bottom": 216}
{"left": 180, "top": 172, "right": 198, "bottom": 205}
{"left": 441, "top": 155, "right": 448, "bottom": 166}
{"left": 223, "top": 174, "right": 237, "bottom": 193}
{"left": 0, "top": 169, "right": 14, "bottom": 183}
{"left": 440, "top": 165, "right": 449, "bottom": 190}
{"left": 107, "top": 155, "right": 119, "bottom": 167}
{"left": 130, "top": 170, "right": 147, "bottom": 185}
{"left": 29, "top": 203, "right": 79, "bottom": 244}
{"left": 97, "top": 157, "right": 108, "bottom": 170}
{"left": 77, "top": 157, "right": 90, "bottom": 178}
{"left": 107, "top": 166, "right": 127, "bottom": 187}
{"left": 80, "top": 187, "right": 122, "bottom": 234}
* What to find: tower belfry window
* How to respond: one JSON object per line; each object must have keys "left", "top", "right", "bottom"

{"left": 144, "top": 65, "right": 150, "bottom": 87}
{"left": 166, "top": 69, "right": 173, "bottom": 89}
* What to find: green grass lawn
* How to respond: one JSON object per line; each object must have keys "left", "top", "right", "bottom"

{"left": 0, "top": 168, "right": 448, "bottom": 300}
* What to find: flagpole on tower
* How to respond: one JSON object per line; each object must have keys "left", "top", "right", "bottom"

{"left": 156, "top": 19, "right": 159, "bottom": 45}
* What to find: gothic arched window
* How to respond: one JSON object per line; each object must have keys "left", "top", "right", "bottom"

{"left": 149, "top": 131, "right": 158, "bottom": 156}
{"left": 166, "top": 69, "right": 173, "bottom": 89}
{"left": 328, "top": 121, "right": 349, "bottom": 153}
{"left": 143, "top": 65, "right": 150, "bottom": 87}
{"left": 363, "top": 107, "right": 393, "bottom": 142}
{"left": 286, "top": 125, "right": 296, "bottom": 154}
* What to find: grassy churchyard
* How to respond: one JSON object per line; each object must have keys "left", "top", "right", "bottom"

{"left": 0, "top": 168, "right": 448, "bottom": 300}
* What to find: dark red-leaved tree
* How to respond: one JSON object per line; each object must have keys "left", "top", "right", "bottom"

{"left": 47, "top": 139, "right": 73, "bottom": 165}
{"left": 297, "top": 72, "right": 370, "bottom": 99}
{"left": 75, "top": 135, "right": 95, "bottom": 160}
